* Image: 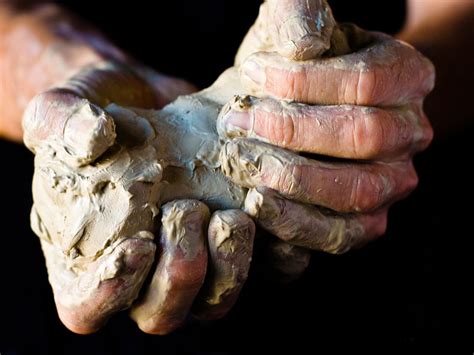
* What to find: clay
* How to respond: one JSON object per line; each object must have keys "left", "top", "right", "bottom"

{"left": 27, "top": 69, "right": 249, "bottom": 311}
{"left": 193, "top": 209, "right": 255, "bottom": 320}
{"left": 24, "top": 0, "right": 357, "bottom": 321}
{"left": 235, "top": 0, "right": 350, "bottom": 65}
{"left": 130, "top": 200, "right": 210, "bottom": 334}
{"left": 244, "top": 187, "right": 364, "bottom": 254}
{"left": 29, "top": 68, "right": 244, "bottom": 260}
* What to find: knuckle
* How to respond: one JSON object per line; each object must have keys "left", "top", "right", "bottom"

{"left": 325, "top": 231, "right": 351, "bottom": 255}
{"left": 375, "top": 214, "right": 389, "bottom": 237}
{"left": 279, "top": 68, "right": 307, "bottom": 101}
{"left": 279, "top": 164, "right": 303, "bottom": 198}
{"left": 283, "top": 70, "right": 298, "bottom": 99}
{"left": 353, "top": 108, "right": 385, "bottom": 158}
{"left": 421, "top": 56, "right": 436, "bottom": 94}
{"left": 367, "top": 212, "right": 389, "bottom": 240}
{"left": 407, "top": 166, "right": 419, "bottom": 192}
{"left": 350, "top": 171, "right": 385, "bottom": 212}
{"left": 273, "top": 110, "right": 297, "bottom": 146}
{"left": 356, "top": 68, "right": 377, "bottom": 105}
{"left": 419, "top": 117, "right": 434, "bottom": 151}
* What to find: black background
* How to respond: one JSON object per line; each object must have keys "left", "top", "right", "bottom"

{"left": 0, "top": 1, "right": 473, "bottom": 354}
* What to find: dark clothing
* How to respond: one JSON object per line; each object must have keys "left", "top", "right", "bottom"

{"left": 1, "top": 1, "right": 472, "bottom": 354}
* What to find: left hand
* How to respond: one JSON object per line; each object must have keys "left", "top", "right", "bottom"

{"left": 23, "top": 64, "right": 255, "bottom": 333}
{"left": 219, "top": 0, "right": 435, "bottom": 254}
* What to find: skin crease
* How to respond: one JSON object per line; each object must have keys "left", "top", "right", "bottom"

{"left": 0, "top": 0, "right": 444, "bottom": 334}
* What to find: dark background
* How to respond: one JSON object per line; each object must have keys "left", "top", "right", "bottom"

{"left": 1, "top": 1, "right": 473, "bottom": 354}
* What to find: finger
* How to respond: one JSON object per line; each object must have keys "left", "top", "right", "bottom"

{"left": 22, "top": 88, "right": 116, "bottom": 166}
{"left": 245, "top": 187, "right": 388, "bottom": 254}
{"left": 218, "top": 97, "right": 433, "bottom": 160}
{"left": 265, "top": 0, "right": 337, "bottom": 60}
{"left": 193, "top": 210, "right": 255, "bottom": 320}
{"left": 264, "top": 239, "right": 311, "bottom": 284}
{"left": 130, "top": 200, "right": 210, "bottom": 335}
{"left": 22, "top": 60, "right": 169, "bottom": 164}
{"left": 220, "top": 139, "right": 418, "bottom": 213}
{"left": 239, "top": 31, "right": 435, "bottom": 106}
{"left": 40, "top": 236, "right": 156, "bottom": 334}
{"left": 236, "top": 0, "right": 348, "bottom": 65}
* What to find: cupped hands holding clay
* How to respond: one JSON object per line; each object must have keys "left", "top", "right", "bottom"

{"left": 21, "top": 0, "right": 434, "bottom": 335}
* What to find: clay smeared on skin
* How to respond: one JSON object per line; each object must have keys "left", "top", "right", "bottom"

{"left": 235, "top": 0, "right": 350, "bottom": 65}
{"left": 28, "top": 69, "right": 250, "bottom": 316}
{"left": 193, "top": 210, "right": 255, "bottom": 320}
{"left": 244, "top": 187, "right": 366, "bottom": 254}
{"left": 130, "top": 200, "right": 210, "bottom": 335}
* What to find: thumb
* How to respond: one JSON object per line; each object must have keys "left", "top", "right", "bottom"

{"left": 236, "top": 0, "right": 346, "bottom": 64}
{"left": 267, "top": 0, "right": 337, "bottom": 60}
{"left": 22, "top": 88, "right": 117, "bottom": 167}
{"left": 22, "top": 60, "right": 160, "bottom": 167}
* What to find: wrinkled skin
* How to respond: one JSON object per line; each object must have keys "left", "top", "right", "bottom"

{"left": 22, "top": 0, "right": 435, "bottom": 334}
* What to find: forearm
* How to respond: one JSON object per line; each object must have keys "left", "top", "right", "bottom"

{"left": 0, "top": 2, "right": 157, "bottom": 142}
{"left": 398, "top": 0, "right": 474, "bottom": 139}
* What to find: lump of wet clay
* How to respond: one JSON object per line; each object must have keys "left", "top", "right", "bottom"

{"left": 24, "top": 0, "right": 345, "bottom": 318}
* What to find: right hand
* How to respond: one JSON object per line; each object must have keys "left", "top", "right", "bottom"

{"left": 218, "top": 0, "right": 434, "bottom": 259}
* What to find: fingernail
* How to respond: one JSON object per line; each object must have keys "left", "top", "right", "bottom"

{"left": 222, "top": 110, "right": 251, "bottom": 138}
{"left": 218, "top": 95, "right": 255, "bottom": 138}
{"left": 241, "top": 59, "right": 266, "bottom": 87}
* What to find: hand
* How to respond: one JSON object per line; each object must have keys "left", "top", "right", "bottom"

{"left": 218, "top": 0, "right": 435, "bottom": 254}
{"left": 23, "top": 62, "right": 256, "bottom": 334}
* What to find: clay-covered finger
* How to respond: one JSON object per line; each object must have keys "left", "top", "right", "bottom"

{"left": 264, "top": 239, "right": 311, "bottom": 283}
{"left": 221, "top": 139, "right": 418, "bottom": 213}
{"left": 218, "top": 97, "right": 433, "bottom": 160}
{"left": 41, "top": 236, "right": 156, "bottom": 334}
{"left": 22, "top": 88, "right": 116, "bottom": 166}
{"left": 245, "top": 188, "right": 388, "bottom": 254}
{"left": 239, "top": 30, "right": 435, "bottom": 106}
{"left": 193, "top": 210, "right": 255, "bottom": 320}
{"left": 264, "top": 0, "right": 337, "bottom": 60}
{"left": 22, "top": 61, "right": 165, "bottom": 166}
{"left": 235, "top": 0, "right": 349, "bottom": 65}
{"left": 130, "top": 200, "right": 210, "bottom": 335}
